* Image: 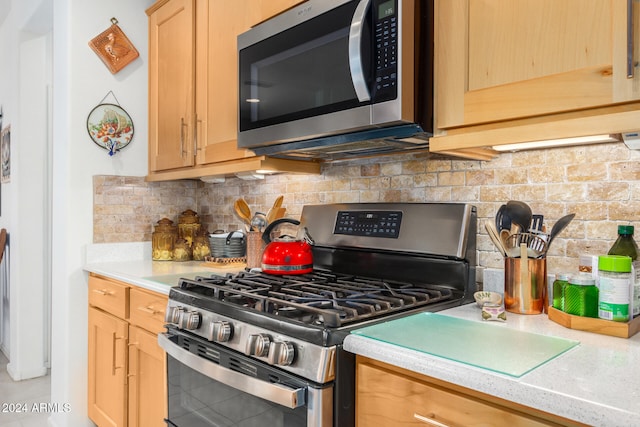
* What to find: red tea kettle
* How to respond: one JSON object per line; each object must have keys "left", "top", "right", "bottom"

{"left": 261, "top": 218, "right": 314, "bottom": 275}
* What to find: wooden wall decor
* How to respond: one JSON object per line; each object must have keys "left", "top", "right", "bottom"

{"left": 89, "top": 18, "right": 139, "bottom": 74}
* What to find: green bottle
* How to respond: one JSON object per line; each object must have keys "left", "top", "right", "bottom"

{"left": 608, "top": 225, "right": 640, "bottom": 318}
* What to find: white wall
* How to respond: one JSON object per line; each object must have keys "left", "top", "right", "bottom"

{"left": 50, "top": 1, "right": 153, "bottom": 425}
{"left": 0, "top": 0, "right": 158, "bottom": 424}
{"left": 0, "top": 0, "right": 53, "bottom": 381}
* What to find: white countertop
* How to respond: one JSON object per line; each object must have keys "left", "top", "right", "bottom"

{"left": 344, "top": 304, "right": 640, "bottom": 427}
{"left": 83, "top": 242, "right": 245, "bottom": 294}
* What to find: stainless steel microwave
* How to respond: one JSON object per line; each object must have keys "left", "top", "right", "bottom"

{"left": 237, "top": 0, "right": 433, "bottom": 161}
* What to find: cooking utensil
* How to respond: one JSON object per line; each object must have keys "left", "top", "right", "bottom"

{"left": 505, "top": 200, "right": 533, "bottom": 233}
{"left": 234, "top": 199, "right": 252, "bottom": 231}
{"left": 545, "top": 213, "right": 576, "bottom": 251}
{"left": 266, "top": 195, "right": 284, "bottom": 224}
{"left": 520, "top": 243, "right": 530, "bottom": 311}
{"left": 530, "top": 214, "right": 544, "bottom": 232}
{"left": 504, "top": 233, "right": 548, "bottom": 258}
{"left": 250, "top": 212, "right": 267, "bottom": 232}
{"left": 272, "top": 207, "right": 287, "bottom": 221}
{"left": 261, "top": 218, "right": 314, "bottom": 275}
{"left": 495, "top": 204, "right": 511, "bottom": 232}
{"left": 485, "top": 220, "right": 507, "bottom": 257}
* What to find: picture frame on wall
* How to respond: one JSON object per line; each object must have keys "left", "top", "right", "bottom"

{"left": 1, "top": 125, "right": 10, "bottom": 184}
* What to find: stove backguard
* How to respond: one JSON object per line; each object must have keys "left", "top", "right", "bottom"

{"left": 301, "top": 203, "right": 478, "bottom": 304}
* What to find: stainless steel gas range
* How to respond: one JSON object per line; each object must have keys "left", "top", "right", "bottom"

{"left": 160, "top": 203, "right": 477, "bottom": 427}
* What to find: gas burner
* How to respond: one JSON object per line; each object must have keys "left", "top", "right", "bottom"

{"left": 178, "top": 269, "right": 455, "bottom": 328}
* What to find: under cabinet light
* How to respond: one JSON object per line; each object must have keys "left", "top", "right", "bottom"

{"left": 200, "top": 176, "right": 226, "bottom": 183}
{"left": 235, "top": 171, "right": 265, "bottom": 180}
{"left": 492, "top": 134, "right": 620, "bottom": 152}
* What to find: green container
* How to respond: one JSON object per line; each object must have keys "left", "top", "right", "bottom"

{"left": 552, "top": 273, "right": 570, "bottom": 311}
{"left": 564, "top": 275, "right": 598, "bottom": 318}
{"left": 598, "top": 255, "right": 632, "bottom": 322}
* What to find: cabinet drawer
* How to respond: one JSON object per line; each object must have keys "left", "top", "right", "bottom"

{"left": 88, "top": 276, "right": 129, "bottom": 318}
{"left": 357, "top": 361, "right": 555, "bottom": 427}
{"left": 129, "top": 288, "right": 168, "bottom": 333}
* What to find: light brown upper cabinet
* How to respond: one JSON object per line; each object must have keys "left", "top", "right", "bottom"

{"left": 430, "top": 0, "right": 640, "bottom": 159}
{"left": 147, "top": 0, "right": 318, "bottom": 181}
{"left": 194, "top": 0, "right": 304, "bottom": 165}
{"left": 148, "top": 0, "right": 196, "bottom": 171}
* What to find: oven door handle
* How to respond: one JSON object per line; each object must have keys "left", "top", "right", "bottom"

{"left": 158, "top": 333, "right": 306, "bottom": 409}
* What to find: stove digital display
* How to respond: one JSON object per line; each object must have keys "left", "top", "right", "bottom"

{"left": 334, "top": 210, "right": 402, "bottom": 238}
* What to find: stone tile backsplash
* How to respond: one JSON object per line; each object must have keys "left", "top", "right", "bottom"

{"left": 94, "top": 142, "right": 640, "bottom": 277}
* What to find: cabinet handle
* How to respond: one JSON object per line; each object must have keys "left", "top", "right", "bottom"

{"left": 194, "top": 114, "right": 201, "bottom": 156}
{"left": 628, "top": 0, "right": 635, "bottom": 78}
{"left": 137, "top": 305, "right": 160, "bottom": 315}
{"left": 414, "top": 413, "right": 451, "bottom": 427}
{"left": 112, "top": 335, "right": 126, "bottom": 376}
{"left": 92, "top": 288, "right": 113, "bottom": 296}
{"left": 180, "top": 117, "right": 188, "bottom": 157}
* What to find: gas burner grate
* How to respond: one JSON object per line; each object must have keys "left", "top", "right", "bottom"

{"left": 180, "top": 269, "right": 454, "bottom": 328}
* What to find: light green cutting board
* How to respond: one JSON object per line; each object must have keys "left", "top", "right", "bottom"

{"left": 351, "top": 312, "right": 579, "bottom": 377}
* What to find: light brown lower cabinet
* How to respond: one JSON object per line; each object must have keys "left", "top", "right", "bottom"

{"left": 355, "top": 356, "right": 587, "bottom": 427}
{"left": 88, "top": 274, "right": 168, "bottom": 427}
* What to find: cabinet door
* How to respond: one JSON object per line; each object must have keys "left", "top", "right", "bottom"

{"left": 128, "top": 326, "right": 167, "bottom": 427}
{"left": 194, "top": 0, "right": 254, "bottom": 165}
{"left": 435, "top": 0, "right": 640, "bottom": 129}
{"left": 88, "top": 307, "right": 128, "bottom": 427}
{"left": 148, "top": 0, "right": 196, "bottom": 171}
{"left": 194, "top": 0, "right": 307, "bottom": 165}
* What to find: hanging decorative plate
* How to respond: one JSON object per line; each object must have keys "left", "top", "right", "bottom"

{"left": 87, "top": 102, "right": 134, "bottom": 156}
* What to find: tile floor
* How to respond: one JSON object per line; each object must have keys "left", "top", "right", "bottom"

{"left": 0, "top": 352, "right": 51, "bottom": 426}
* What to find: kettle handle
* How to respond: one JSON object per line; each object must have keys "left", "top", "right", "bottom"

{"left": 262, "top": 218, "right": 300, "bottom": 245}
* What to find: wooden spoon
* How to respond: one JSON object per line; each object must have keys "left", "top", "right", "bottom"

{"left": 234, "top": 199, "right": 252, "bottom": 231}
{"left": 266, "top": 195, "right": 284, "bottom": 224}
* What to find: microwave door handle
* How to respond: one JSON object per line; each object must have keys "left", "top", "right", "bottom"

{"left": 349, "top": 0, "right": 372, "bottom": 102}
{"left": 158, "top": 333, "right": 306, "bottom": 409}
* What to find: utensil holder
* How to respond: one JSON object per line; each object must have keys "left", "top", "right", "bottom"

{"left": 246, "top": 231, "right": 265, "bottom": 269}
{"left": 504, "top": 256, "right": 547, "bottom": 314}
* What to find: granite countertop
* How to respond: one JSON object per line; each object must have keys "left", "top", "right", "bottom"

{"left": 344, "top": 303, "right": 640, "bottom": 427}
{"left": 83, "top": 242, "right": 245, "bottom": 294}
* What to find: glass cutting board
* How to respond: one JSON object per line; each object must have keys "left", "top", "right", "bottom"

{"left": 351, "top": 312, "right": 579, "bottom": 377}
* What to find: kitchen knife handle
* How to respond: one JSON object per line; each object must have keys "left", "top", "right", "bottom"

{"left": 348, "top": 0, "right": 371, "bottom": 102}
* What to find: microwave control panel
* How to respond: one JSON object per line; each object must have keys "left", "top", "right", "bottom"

{"left": 373, "top": 0, "right": 398, "bottom": 101}
{"left": 334, "top": 210, "right": 402, "bottom": 238}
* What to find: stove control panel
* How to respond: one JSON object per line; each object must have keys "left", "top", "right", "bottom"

{"left": 164, "top": 300, "right": 336, "bottom": 382}
{"left": 334, "top": 210, "right": 402, "bottom": 238}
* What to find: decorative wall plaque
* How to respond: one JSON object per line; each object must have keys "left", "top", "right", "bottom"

{"left": 89, "top": 18, "right": 139, "bottom": 74}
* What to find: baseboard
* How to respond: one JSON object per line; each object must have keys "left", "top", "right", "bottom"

{"left": 6, "top": 361, "right": 48, "bottom": 381}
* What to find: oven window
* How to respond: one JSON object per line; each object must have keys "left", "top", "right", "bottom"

{"left": 166, "top": 354, "right": 307, "bottom": 427}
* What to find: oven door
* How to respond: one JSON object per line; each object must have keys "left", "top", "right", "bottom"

{"left": 159, "top": 330, "right": 333, "bottom": 427}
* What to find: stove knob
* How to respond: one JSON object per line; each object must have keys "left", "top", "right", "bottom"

{"left": 179, "top": 310, "right": 201, "bottom": 330}
{"left": 165, "top": 306, "right": 183, "bottom": 324}
{"left": 268, "top": 341, "right": 295, "bottom": 366}
{"left": 245, "top": 333, "right": 271, "bottom": 357}
{"left": 208, "top": 320, "right": 233, "bottom": 342}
